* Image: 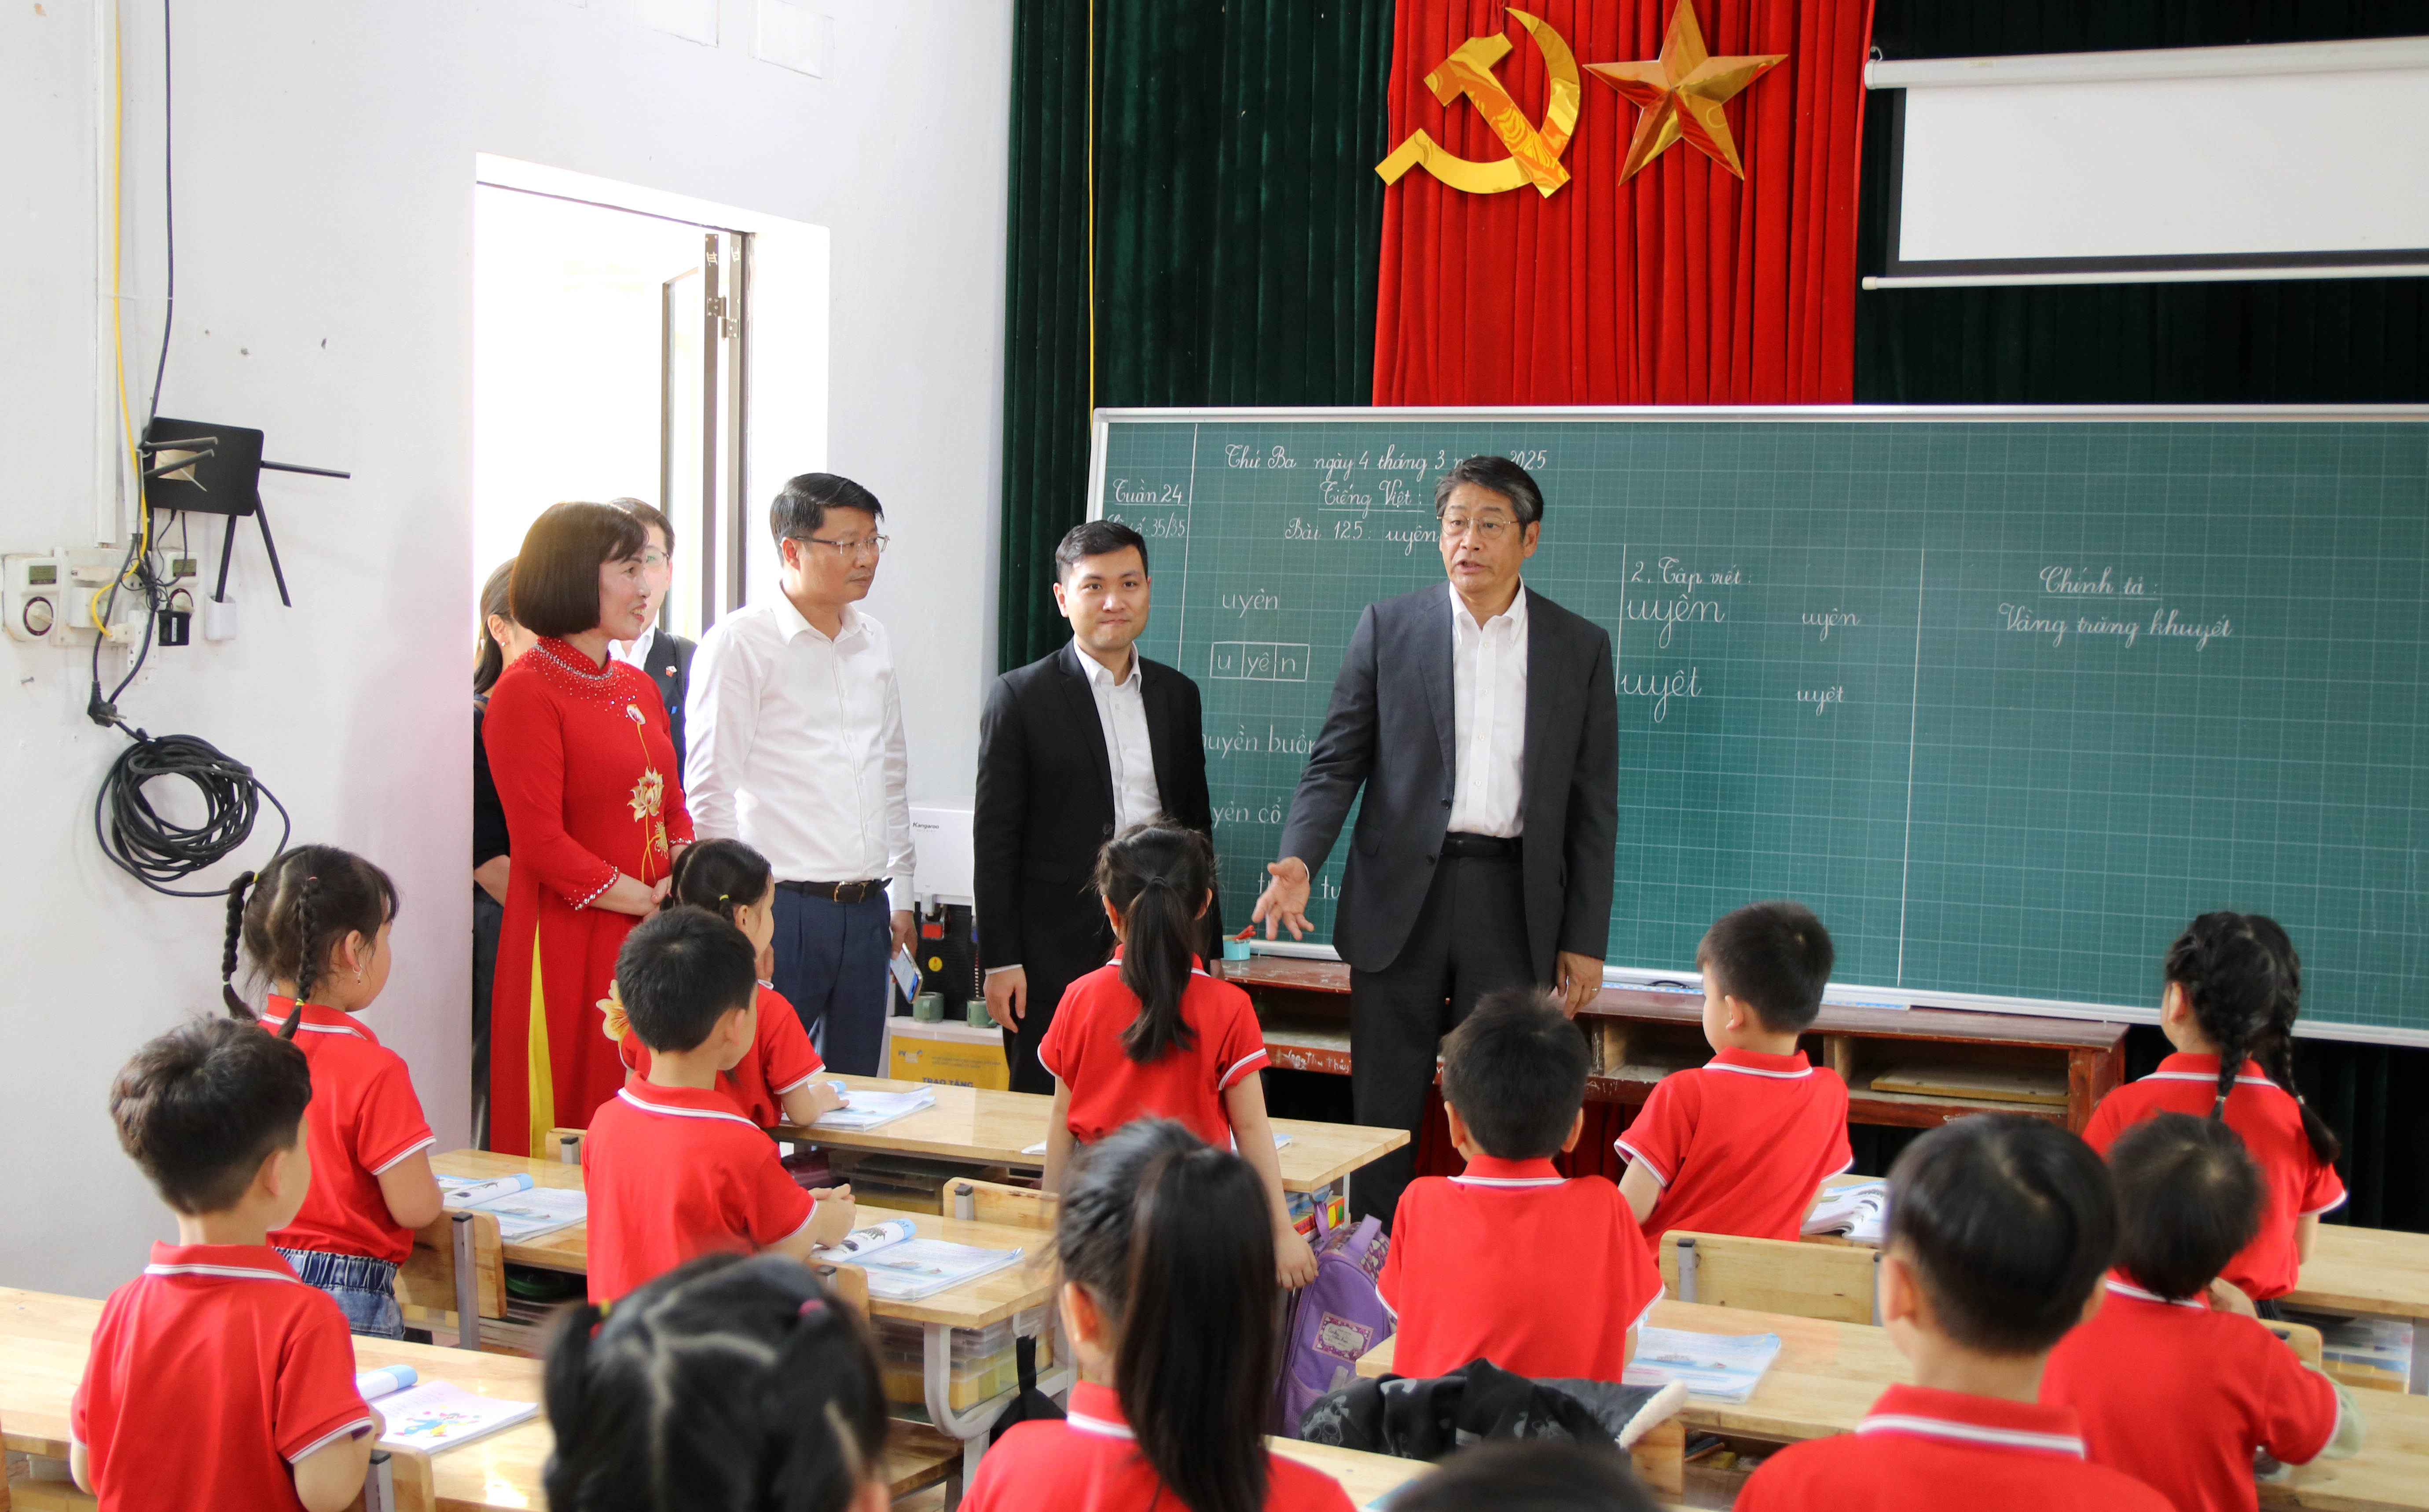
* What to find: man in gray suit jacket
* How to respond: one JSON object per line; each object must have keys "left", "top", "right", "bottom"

{"left": 1254, "top": 455, "right": 1618, "bottom": 1226}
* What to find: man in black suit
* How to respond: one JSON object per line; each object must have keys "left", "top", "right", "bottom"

{"left": 610, "top": 499, "right": 697, "bottom": 769}
{"left": 1254, "top": 456, "right": 1618, "bottom": 1226}
{"left": 975, "top": 520, "right": 1221, "bottom": 1093}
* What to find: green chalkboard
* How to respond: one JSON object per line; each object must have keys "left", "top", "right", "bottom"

{"left": 1089, "top": 410, "right": 2429, "bottom": 1039}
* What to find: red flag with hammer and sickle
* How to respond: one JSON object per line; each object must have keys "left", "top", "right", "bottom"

{"left": 1372, "top": 0, "right": 1872, "bottom": 405}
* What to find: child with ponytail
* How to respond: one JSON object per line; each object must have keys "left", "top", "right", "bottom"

{"left": 1038, "top": 822, "right": 1315, "bottom": 1286}
{"left": 543, "top": 1251, "right": 891, "bottom": 1512}
{"left": 613, "top": 838, "right": 846, "bottom": 1128}
{"left": 964, "top": 1120, "right": 1353, "bottom": 1512}
{"left": 2085, "top": 912, "right": 2345, "bottom": 1308}
{"left": 222, "top": 846, "right": 442, "bottom": 1337}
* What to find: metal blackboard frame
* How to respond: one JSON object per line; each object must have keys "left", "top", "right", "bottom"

{"left": 1086, "top": 404, "right": 2429, "bottom": 1046}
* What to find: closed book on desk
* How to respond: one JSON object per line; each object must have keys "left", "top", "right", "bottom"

{"left": 1621, "top": 1328, "right": 1782, "bottom": 1404}
{"left": 376, "top": 1380, "right": 539, "bottom": 1452}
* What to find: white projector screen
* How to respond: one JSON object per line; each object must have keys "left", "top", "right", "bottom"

{"left": 1871, "top": 37, "right": 2429, "bottom": 286}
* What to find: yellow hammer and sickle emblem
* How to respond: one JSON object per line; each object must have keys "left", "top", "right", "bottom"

{"left": 1375, "top": 9, "right": 1583, "bottom": 198}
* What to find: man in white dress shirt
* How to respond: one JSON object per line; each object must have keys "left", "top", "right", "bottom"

{"left": 685, "top": 473, "right": 916, "bottom": 1075}
{"left": 605, "top": 499, "right": 697, "bottom": 771}
{"left": 1252, "top": 456, "right": 1618, "bottom": 1224}
{"left": 973, "top": 520, "right": 1221, "bottom": 1091}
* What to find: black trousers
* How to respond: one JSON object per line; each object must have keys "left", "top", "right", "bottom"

{"left": 1347, "top": 854, "right": 1537, "bottom": 1229}
{"left": 1003, "top": 925, "right": 1116, "bottom": 1095}
{"left": 471, "top": 887, "right": 503, "bottom": 1150}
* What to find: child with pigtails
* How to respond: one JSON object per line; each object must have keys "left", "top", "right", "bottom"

{"left": 2083, "top": 910, "right": 2346, "bottom": 1311}
{"left": 220, "top": 846, "right": 443, "bottom": 1337}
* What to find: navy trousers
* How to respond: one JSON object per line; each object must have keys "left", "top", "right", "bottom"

{"left": 770, "top": 886, "right": 894, "bottom": 1076}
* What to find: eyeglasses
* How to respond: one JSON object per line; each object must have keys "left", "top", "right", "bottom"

{"left": 797, "top": 533, "right": 890, "bottom": 560}
{"left": 639, "top": 549, "right": 669, "bottom": 570}
{"left": 1438, "top": 515, "right": 1520, "bottom": 543}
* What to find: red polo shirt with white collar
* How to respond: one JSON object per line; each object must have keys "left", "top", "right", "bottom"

{"left": 1617, "top": 1046, "right": 1853, "bottom": 1251}
{"left": 2044, "top": 1275, "right": 2339, "bottom": 1512}
{"left": 961, "top": 1380, "right": 1353, "bottom": 1512}
{"left": 259, "top": 998, "right": 436, "bottom": 1264}
{"left": 1737, "top": 1383, "right": 2177, "bottom": 1512}
{"left": 582, "top": 1079, "right": 816, "bottom": 1302}
{"left": 1379, "top": 1156, "right": 1662, "bottom": 1382}
{"left": 621, "top": 983, "right": 825, "bottom": 1129}
{"left": 73, "top": 1243, "right": 374, "bottom": 1512}
{"left": 2084, "top": 1053, "right": 2347, "bottom": 1298}
{"left": 1040, "top": 955, "right": 1270, "bottom": 1149}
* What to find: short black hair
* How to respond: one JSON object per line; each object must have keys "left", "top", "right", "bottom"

{"left": 1699, "top": 901, "right": 1834, "bottom": 1033}
{"left": 1887, "top": 1114, "right": 2116, "bottom": 1356}
{"left": 1432, "top": 455, "right": 1545, "bottom": 526}
{"left": 512, "top": 501, "right": 649, "bottom": 638}
{"left": 110, "top": 1016, "right": 312, "bottom": 1215}
{"left": 1393, "top": 1441, "right": 1660, "bottom": 1512}
{"left": 768, "top": 473, "right": 883, "bottom": 543}
{"left": 609, "top": 498, "right": 675, "bottom": 557}
{"left": 2109, "top": 1112, "right": 2262, "bottom": 1302}
{"left": 1438, "top": 987, "right": 1589, "bottom": 1160}
{"left": 615, "top": 906, "right": 758, "bottom": 1054}
{"left": 1055, "top": 519, "right": 1149, "bottom": 582}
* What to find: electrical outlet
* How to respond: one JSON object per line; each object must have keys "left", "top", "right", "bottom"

{"left": 4, "top": 550, "right": 142, "bottom": 646}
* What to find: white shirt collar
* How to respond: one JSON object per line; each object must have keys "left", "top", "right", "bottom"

{"left": 1077, "top": 645, "right": 1142, "bottom": 689}
{"left": 613, "top": 622, "right": 658, "bottom": 667}
{"left": 1452, "top": 579, "right": 1528, "bottom": 636}
{"left": 772, "top": 590, "right": 862, "bottom": 646}
{"left": 2104, "top": 1277, "right": 2208, "bottom": 1309}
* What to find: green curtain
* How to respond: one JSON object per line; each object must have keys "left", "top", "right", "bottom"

{"left": 998, "top": 0, "right": 1394, "bottom": 672}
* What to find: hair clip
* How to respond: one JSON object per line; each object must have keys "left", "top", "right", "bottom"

{"left": 798, "top": 1298, "right": 827, "bottom": 1319}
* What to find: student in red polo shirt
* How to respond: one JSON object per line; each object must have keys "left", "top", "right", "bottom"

{"left": 74, "top": 1017, "right": 379, "bottom": 1512}
{"left": 1736, "top": 1115, "right": 2173, "bottom": 1512}
{"left": 1616, "top": 901, "right": 1851, "bottom": 1251}
{"left": 612, "top": 839, "right": 845, "bottom": 1128}
{"left": 543, "top": 1252, "right": 892, "bottom": 1512}
{"left": 2045, "top": 1112, "right": 2357, "bottom": 1512}
{"left": 220, "top": 846, "right": 443, "bottom": 1339}
{"left": 964, "top": 1119, "right": 1353, "bottom": 1512}
{"left": 2083, "top": 912, "right": 2345, "bottom": 1309}
{"left": 583, "top": 907, "right": 856, "bottom": 1303}
{"left": 1038, "top": 822, "right": 1315, "bottom": 1287}
{"left": 1380, "top": 988, "right": 1663, "bottom": 1382}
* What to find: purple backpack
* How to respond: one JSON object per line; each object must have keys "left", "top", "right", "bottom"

{"left": 1272, "top": 1207, "right": 1394, "bottom": 1436}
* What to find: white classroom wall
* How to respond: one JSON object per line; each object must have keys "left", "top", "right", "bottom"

{"left": 0, "top": 0, "right": 1010, "bottom": 1294}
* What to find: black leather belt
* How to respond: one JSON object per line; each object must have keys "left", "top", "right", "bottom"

{"left": 1439, "top": 832, "right": 1519, "bottom": 859}
{"left": 778, "top": 878, "right": 888, "bottom": 903}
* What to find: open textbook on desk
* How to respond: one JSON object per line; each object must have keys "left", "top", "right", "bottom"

{"left": 812, "top": 1085, "right": 938, "bottom": 1132}
{"left": 437, "top": 1174, "right": 587, "bottom": 1243}
{"left": 815, "top": 1217, "right": 1025, "bottom": 1301}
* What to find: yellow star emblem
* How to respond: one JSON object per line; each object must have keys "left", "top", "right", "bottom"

{"left": 1586, "top": 0, "right": 1784, "bottom": 183}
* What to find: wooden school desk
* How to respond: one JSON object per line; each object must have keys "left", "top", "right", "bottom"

{"left": 1815, "top": 1173, "right": 2429, "bottom": 1394}
{"left": 430, "top": 1148, "right": 1072, "bottom": 1482}
{"left": 0, "top": 1287, "right": 1417, "bottom": 1512}
{"left": 1226, "top": 956, "right": 2130, "bottom": 1134}
{"left": 774, "top": 1073, "right": 1409, "bottom": 1197}
{"left": 0, "top": 1287, "right": 550, "bottom": 1512}
{"left": 1354, "top": 1298, "right": 2429, "bottom": 1512}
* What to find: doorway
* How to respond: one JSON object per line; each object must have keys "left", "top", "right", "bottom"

{"left": 472, "top": 183, "right": 749, "bottom": 639}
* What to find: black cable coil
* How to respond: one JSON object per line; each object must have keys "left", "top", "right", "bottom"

{"left": 93, "top": 729, "right": 290, "bottom": 897}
